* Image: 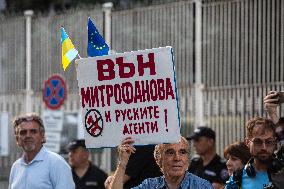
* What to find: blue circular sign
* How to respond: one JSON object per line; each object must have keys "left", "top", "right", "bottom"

{"left": 43, "top": 75, "right": 67, "bottom": 110}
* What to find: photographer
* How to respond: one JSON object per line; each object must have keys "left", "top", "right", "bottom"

{"left": 263, "top": 91, "right": 284, "bottom": 189}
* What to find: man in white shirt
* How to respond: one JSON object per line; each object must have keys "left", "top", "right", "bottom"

{"left": 9, "top": 113, "right": 75, "bottom": 189}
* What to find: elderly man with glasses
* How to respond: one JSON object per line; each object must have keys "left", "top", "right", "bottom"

{"left": 8, "top": 113, "right": 75, "bottom": 189}
{"left": 108, "top": 136, "right": 213, "bottom": 189}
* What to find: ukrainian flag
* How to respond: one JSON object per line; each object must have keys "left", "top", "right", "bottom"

{"left": 61, "top": 27, "right": 78, "bottom": 71}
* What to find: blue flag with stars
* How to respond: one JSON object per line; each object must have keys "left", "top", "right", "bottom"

{"left": 88, "top": 18, "right": 109, "bottom": 57}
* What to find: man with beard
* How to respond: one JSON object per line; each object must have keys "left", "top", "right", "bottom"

{"left": 225, "top": 117, "right": 277, "bottom": 189}
{"left": 9, "top": 113, "right": 75, "bottom": 189}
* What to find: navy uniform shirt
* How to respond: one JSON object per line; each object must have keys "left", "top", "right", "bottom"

{"left": 72, "top": 162, "right": 107, "bottom": 189}
{"left": 188, "top": 154, "right": 229, "bottom": 184}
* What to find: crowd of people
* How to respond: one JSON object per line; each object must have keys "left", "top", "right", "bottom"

{"left": 8, "top": 91, "right": 284, "bottom": 189}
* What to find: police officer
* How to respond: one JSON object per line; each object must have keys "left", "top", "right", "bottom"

{"left": 187, "top": 127, "right": 229, "bottom": 189}
{"left": 68, "top": 139, "right": 108, "bottom": 189}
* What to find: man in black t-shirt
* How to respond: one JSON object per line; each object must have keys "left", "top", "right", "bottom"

{"left": 123, "top": 145, "right": 162, "bottom": 188}
{"left": 187, "top": 127, "right": 229, "bottom": 189}
{"left": 68, "top": 139, "right": 108, "bottom": 189}
{"left": 104, "top": 145, "right": 162, "bottom": 189}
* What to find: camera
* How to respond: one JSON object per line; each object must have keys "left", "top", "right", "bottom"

{"left": 271, "top": 92, "right": 284, "bottom": 104}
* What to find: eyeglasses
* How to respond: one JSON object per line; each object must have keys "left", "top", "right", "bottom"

{"left": 164, "top": 149, "right": 189, "bottom": 157}
{"left": 249, "top": 138, "right": 276, "bottom": 147}
{"left": 18, "top": 128, "right": 40, "bottom": 136}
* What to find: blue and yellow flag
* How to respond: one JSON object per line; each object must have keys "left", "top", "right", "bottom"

{"left": 88, "top": 18, "right": 109, "bottom": 57}
{"left": 61, "top": 27, "right": 78, "bottom": 71}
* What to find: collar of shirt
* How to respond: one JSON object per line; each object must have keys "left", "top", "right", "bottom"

{"left": 156, "top": 172, "right": 190, "bottom": 189}
{"left": 19, "top": 146, "right": 45, "bottom": 165}
{"left": 72, "top": 161, "right": 92, "bottom": 180}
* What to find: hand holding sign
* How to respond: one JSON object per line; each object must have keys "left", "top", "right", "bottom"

{"left": 118, "top": 137, "right": 136, "bottom": 165}
{"left": 76, "top": 47, "right": 181, "bottom": 148}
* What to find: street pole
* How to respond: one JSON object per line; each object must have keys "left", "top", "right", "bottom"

{"left": 101, "top": 2, "right": 113, "bottom": 173}
{"left": 24, "top": 10, "right": 33, "bottom": 113}
{"left": 194, "top": 0, "right": 205, "bottom": 126}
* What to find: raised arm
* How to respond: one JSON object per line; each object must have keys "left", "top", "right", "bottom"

{"left": 263, "top": 91, "right": 279, "bottom": 124}
{"left": 110, "top": 137, "right": 136, "bottom": 189}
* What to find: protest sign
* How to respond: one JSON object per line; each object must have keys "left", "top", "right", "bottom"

{"left": 76, "top": 47, "right": 181, "bottom": 148}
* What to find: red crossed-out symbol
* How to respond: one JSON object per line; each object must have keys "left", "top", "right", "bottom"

{"left": 85, "top": 109, "right": 103, "bottom": 137}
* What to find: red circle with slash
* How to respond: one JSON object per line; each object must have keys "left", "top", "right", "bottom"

{"left": 85, "top": 109, "right": 104, "bottom": 137}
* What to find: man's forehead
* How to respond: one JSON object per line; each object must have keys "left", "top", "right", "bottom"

{"left": 251, "top": 124, "right": 274, "bottom": 137}
{"left": 164, "top": 141, "right": 186, "bottom": 150}
{"left": 18, "top": 121, "right": 40, "bottom": 129}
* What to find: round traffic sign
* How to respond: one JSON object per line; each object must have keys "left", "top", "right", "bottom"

{"left": 43, "top": 74, "right": 67, "bottom": 110}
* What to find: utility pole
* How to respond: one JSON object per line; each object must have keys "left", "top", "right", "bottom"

{"left": 24, "top": 10, "right": 33, "bottom": 113}
{"left": 101, "top": 2, "right": 113, "bottom": 173}
{"left": 194, "top": 0, "right": 205, "bottom": 126}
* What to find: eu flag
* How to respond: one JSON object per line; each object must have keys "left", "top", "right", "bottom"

{"left": 88, "top": 18, "right": 109, "bottom": 57}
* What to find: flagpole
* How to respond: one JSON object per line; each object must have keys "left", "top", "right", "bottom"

{"left": 74, "top": 53, "right": 81, "bottom": 70}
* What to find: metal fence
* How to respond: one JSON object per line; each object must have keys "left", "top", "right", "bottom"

{"left": 201, "top": 0, "right": 284, "bottom": 153}
{"left": 111, "top": 1, "right": 196, "bottom": 135}
{"left": 0, "top": 0, "right": 284, "bottom": 186}
{"left": 0, "top": 6, "right": 105, "bottom": 186}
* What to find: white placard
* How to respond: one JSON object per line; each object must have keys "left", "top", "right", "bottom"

{"left": 76, "top": 47, "right": 181, "bottom": 148}
{"left": 45, "top": 132, "right": 61, "bottom": 142}
{"left": 44, "top": 132, "right": 61, "bottom": 152}
{"left": 77, "top": 111, "right": 84, "bottom": 139}
{"left": 44, "top": 142, "right": 60, "bottom": 153}
{"left": 0, "top": 112, "right": 9, "bottom": 156}
{"left": 42, "top": 110, "right": 63, "bottom": 131}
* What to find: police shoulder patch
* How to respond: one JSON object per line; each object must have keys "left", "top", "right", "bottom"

{"left": 191, "top": 156, "right": 201, "bottom": 162}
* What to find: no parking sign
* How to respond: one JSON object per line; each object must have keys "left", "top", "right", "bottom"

{"left": 43, "top": 75, "right": 67, "bottom": 110}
